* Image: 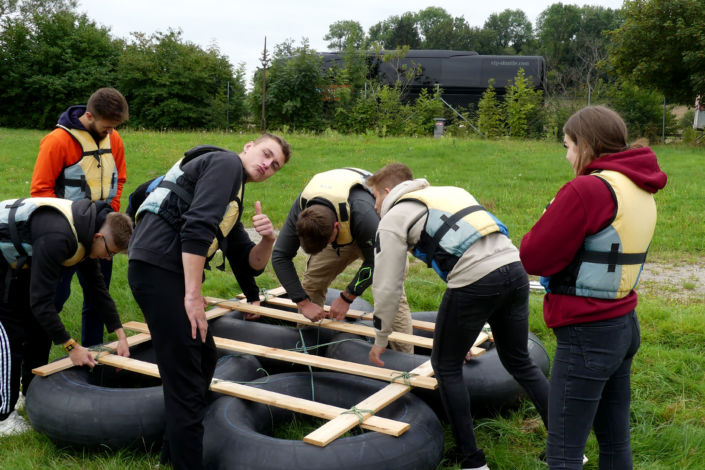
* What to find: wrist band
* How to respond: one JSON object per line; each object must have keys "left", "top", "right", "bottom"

{"left": 339, "top": 292, "right": 353, "bottom": 304}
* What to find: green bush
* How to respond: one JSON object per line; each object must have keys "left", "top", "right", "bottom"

{"left": 403, "top": 88, "right": 447, "bottom": 136}
{"left": 505, "top": 68, "right": 544, "bottom": 138}
{"left": 477, "top": 79, "right": 504, "bottom": 138}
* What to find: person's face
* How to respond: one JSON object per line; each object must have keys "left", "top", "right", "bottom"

{"left": 86, "top": 113, "right": 122, "bottom": 139}
{"left": 371, "top": 185, "right": 390, "bottom": 217}
{"left": 240, "top": 138, "right": 286, "bottom": 183}
{"left": 564, "top": 135, "right": 579, "bottom": 171}
{"left": 89, "top": 233, "right": 118, "bottom": 260}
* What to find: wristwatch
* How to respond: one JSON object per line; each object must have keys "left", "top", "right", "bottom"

{"left": 63, "top": 338, "right": 78, "bottom": 352}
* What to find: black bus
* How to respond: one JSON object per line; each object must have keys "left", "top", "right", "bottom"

{"left": 320, "top": 50, "right": 546, "bottom": 108}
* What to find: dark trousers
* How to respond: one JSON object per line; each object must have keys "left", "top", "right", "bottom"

{"left": 0, "top": 269, "right": 50, "bottom": 419}
{"left": 128, "top": 260, "right": 217, "bottom": 470}
{"left": 547, "top": 311, "right": 640, "bottom": 470}
{"left": 17, "top": 260, "right": 113, "bottom": 396}
{"left": 431, "top": 261, "right": 550, "bottom": 469}
{"left": 54, "top": 258, "right": 112, "bottom": 346}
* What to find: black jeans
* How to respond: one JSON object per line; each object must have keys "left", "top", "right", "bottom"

{"left": 547, "top": 311, "right": 640, "bottom": 470}
{"left": 128, "top": 260, "right": 217, "bottom": 470}
{"left": 431, "top": 261, "right": 550, "bottom": 468}
{"left": 53, "top": 258, "right": 113, "bottom": 346}
{"left": 0, "top": 268, "right": 51, "bottom": 419}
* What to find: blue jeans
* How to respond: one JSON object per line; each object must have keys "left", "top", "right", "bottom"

{"left": 431, "top": 262, "right": 550, "bottom": 469}
{"left": 547, "top": 311, "right": 640, "bottom": 470}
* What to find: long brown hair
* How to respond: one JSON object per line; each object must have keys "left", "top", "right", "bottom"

{"left": 563, "top": 105, "right": 628, "bottom": 175}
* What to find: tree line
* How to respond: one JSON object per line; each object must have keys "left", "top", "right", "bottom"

{"left": 1, "top": 0, "right": 703, "bottom": 138}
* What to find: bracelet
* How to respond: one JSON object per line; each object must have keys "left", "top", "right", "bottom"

{"left": 339, "top": 292, "right": 354, "bottom": 304}
{"left": 63, "top": 338, "right": 78, "bottom": 352}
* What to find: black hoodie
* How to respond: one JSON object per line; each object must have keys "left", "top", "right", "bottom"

{"left": 20, "top": 200, "right": 121, "bottom": 344}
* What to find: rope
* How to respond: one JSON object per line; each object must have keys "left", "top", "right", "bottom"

{"left": 297, "top": 328, "right": 316, "bottom": 401}
{"left": 342, "top": 406, "right": 375, "bottom": 425}
{"left": 390, "top": 371, "right": 418, "bottom": 388}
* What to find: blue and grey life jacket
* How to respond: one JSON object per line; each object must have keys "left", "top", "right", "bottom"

{"left": 0, "top": 198, "right": 92, "bottom": 270}
{"left": 396, "top": 185, "right": 508, "bottom": 281}
{"left": 135, "top": 146, "right": 244, "bottom": 261}
{"left": 541, "top": 170, "right": 656, "bottom": 299}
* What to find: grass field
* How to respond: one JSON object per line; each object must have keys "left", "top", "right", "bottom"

{"left": 0, "top": 128, "right": 703, "bottom": 469}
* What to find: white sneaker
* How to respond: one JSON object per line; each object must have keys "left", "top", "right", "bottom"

{"left": 15, "top": 393, "right": 25, "bottom": 410}
{"left": 583, "top": 454, "right": 589, "bottom": 465}
{"left": 0, "top": 410, "right": 31, "bottom": 436}
{"left": 462, "top": 465, "right": 490, "bottom": 470}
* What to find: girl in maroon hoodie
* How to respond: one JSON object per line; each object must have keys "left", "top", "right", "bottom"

{"left": 520, "top": 106, "right": 667, "bottom": 469}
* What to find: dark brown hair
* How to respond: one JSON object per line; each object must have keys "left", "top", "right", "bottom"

{"left": 86, "top": 87, "right": 129, "bottom": 123}
{"left": 255, "top": 133, "right": 292, "bottom": 163}
{"left": 296, "top": 205, "right": 336, "bottom": 254}
{"left": 563, "top": 105, "right": 628, "bottom": 175}
{"left": 366, "top": 162, "right": 414, "bottom": 191}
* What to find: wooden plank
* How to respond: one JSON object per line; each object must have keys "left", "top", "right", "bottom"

{"left": 204, "top": 297, "right": 434, "bottom": 349}
{"left": 76, "top": 351, "right": 408, "bottom": 437}
{"left": 32, "top": 333, "right": 153, "bottom": 377}
{"left": 259, "top": 296, "right": 437, "bottom": 333}
{"left": 467, "top": 332, "right": 489, "bottom": 358}
{"left": 304, "top": 360, "right": 435, "bottom": 447}
{"left": 209, "top": 380, "right": 408, "bottom": 436}
{"left": 235, "top": 286, "right": 287, "bottom": 300}
{"left": 123, "top": 321, "right": 437, "bottom": 390}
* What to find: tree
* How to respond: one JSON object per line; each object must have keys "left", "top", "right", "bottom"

{"left": 477, "top": 79, "right": 504, "bottom": 138}
{"left": 0, "top": 6, "right": 121, "bottom": 128}
{"left": 323, "top": 20, "right": 365, "bottom": 51}
{"left": 368, "top": 12, "right": 420, "bottom": 49}
{"left": 504, "top": 68, "right": 544, "bottom": 138}
{"left": 117, "top": 30, "right": 241, "bottom": 129}
{"left": 483, "top": 9, "right": 533, "bottom": 54}
{"left": 415, "top": 7, "right": 456, "bottom": 49}
{"left": 608, "top": 0, "right": 705, "bottom": 104}
{"left": 250, "top": 39, "right": 326, "bottom": 130}
{"left": 536, "top": 3, "right": 622, "bottom": 95}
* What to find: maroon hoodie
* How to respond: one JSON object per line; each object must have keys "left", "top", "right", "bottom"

{"left": 520, "top": 146, "right": 668, "bottom": 328}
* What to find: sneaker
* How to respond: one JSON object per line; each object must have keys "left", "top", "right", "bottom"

{"left": 0, "top": 410, "right": 31, "bottom": 437}
{"left": 462, "top": 466, "right": 490, "bottom": 470}
{"left": 583, "top": 454, "right": 589, "bottom": 465}
{"left": 15, "top": 393, "right": 25, "bottom": 411}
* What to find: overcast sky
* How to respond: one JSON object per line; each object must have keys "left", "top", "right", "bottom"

{"left": 77, "top": 0, "right": 624, "bottom": 86}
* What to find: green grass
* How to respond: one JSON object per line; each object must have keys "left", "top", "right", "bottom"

{"left": 1, "top": 128, "right": 703, "bottom": 469}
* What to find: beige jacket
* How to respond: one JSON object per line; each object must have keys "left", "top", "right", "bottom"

{"left": 372, "top": 178, "right": 520, "bottom": 348}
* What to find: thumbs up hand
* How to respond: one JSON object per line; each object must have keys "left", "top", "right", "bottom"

{"left": 252, "top": 200, "right": 275, "bottom": 240}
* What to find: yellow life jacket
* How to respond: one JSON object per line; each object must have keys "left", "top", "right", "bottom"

{"left": 135, "top": 147, "right": 244, "bottom": 258}
{"left": 56, "top": 126, "right": 118, "bottom": 204}
{"left": 397, "top": 186, "right": 508, "bottom": 281}
{"left": 544, "top": 170, "right": 656, "bottom": 299}
{"left": 299, "top": 168, "right": 371, "bottom": 246}
{"left": 0, "top": 198, "right": 86, "bottom": 269}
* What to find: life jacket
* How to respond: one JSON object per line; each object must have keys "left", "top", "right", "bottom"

{"left": 55, "top": 126, "right": 118, "bottom": 205}
{"left": 396, "top": 186, "right": 508, "bottom": 281}
{"left": 299, "top": 168, "right": 372, "bottom": 247}
{"left": 541, "top": 170, "right": 656, "bottom": 299}
{"left": 135, "top": 146, "right": 243, "bottom": 259}
{"left": 0, "top": 198, "right": 91, "bottom": 269}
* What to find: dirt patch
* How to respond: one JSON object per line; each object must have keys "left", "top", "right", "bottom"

{"left": 246, "top": 229, "right": 703, "bottom": 301}
{"left": 639, "top": 261, "right": 705, "bottom": 300}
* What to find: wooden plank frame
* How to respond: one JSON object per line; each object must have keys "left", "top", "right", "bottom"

{"left": 32, "top": 286, "right": 490, "bottom": 447}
